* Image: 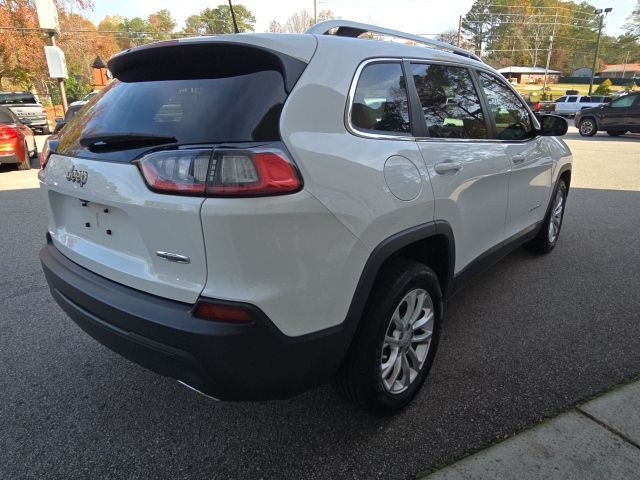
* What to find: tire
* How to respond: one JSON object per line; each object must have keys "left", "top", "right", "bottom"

{"left": 31, "top": 142, "right": 38, "bottom": 159}
{"left": 606, "top": 130, "right": 627, "bottom": 137}
{"left": 524, "top": 179, "right": 567, "bottom": 254}
{"left": 42, "top": 125, "right": 51, "bottom": 135}
{"left": 578, "top": 118, "right": 597, "bottom": 137}
{"left": 333, "top": 258, "right": 442, "bottom": 416}
{"left": 17, "top": 142, "right": 31, "bottom": 170}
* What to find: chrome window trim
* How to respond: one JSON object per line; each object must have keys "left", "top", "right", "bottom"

{"left": 345, "top": 57, "right": 541, "bottom": 143}
{"left": 344, "top": 58, "right": 415, "bottom": 141}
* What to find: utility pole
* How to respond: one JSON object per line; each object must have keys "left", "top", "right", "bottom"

{"left": 48, "top": 33, "right": 67, "bottom": 113}
{"left": 457, "top": 15, "right": 462, "bottom": 47}
{"left": 314, "top": 0, "right": 317, "bottom": 24}
{"left": 588, "top": 7, "right": 612, "bottom": 96}
{"left": 622, "top": 51, "right": 630, "bottom": 78}
{"left": 542, "top": 10, "right": 558, "bottom": 100}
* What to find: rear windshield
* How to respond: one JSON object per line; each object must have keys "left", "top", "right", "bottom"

{"left": 0, "top": 93, "right": 38, "bottom": 105}
{"left": 0, "top": 108, "right": 17, "bottom": 123}
{"left": 58, "top": 71, "right": 287, "bottom": 151}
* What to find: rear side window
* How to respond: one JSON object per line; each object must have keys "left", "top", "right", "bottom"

{"left": 479, "top": 72, "right": 533, "bottom": 141}
{"left": 579, "top": 97, "right": 592, "bottom": 103}
{"left": 610, "top": 95, "right": 636, "bottom": 108}
{"left": 351, "top": 63, "right": 410, "bottom": 134}
{"left": 410, "top": 63, "right": 487, "bottom": 139}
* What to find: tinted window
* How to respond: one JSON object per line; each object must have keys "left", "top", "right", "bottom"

{"left": 58, "top": 71, "right": 287, "bottom": 152}
{"left": 479, "top": 72, "right": 533, "bottom": 141}
{"left": 411, "top": 63, "right": 487, "bottom": 139}
{"left": 0, "top": 107, "right": 18, "bottom": 123}
{"left": 579, "top": 97, "right": 592, "bottom": 103}
{"left": 567, "top": 97, "right": 577, "bottom": 103}
{"left": 610, "top": 95, "right": 636, "bottom": 108}
{"left": 556, "top": 96, "right": 567, "bottom": 103}
{"left": 0, "top": 93, "right": 37, "bottom": 105}
{"left": 351, "top": 63, "right": 410, "bottom": 134}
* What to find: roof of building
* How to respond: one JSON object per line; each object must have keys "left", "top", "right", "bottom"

{"left": 599, "top": 63, "right": 640, "bottom": 73}
{"left": 497, "top": 66, "right": 562, "bottom": 75}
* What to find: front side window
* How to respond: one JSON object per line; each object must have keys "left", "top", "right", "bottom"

{"left": 351, "top": 63, "right": 410, "bottom": 134}
{"left": 411, "top": 63, "right": 487, "bottom": 139}
{"left": 567, "top": 97, "right": 578, "bottom": 103}
{"left": 610, "top": 95, "right": 636, "bottom": 108}
{"left": 479, "top": 72, "right": 533, "bottom": 141}
{"left": 556, "top": 96, "right": 567, "bottom": 103}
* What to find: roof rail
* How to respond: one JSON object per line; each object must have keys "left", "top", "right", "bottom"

{"left": 305, "top": 20, "right": 483, "bottom": 63}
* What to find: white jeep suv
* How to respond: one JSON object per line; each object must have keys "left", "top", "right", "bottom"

{"left": 39, "top": 21, "right": 571, "bottom": 416}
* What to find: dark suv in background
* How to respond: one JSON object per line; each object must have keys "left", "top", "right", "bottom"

{"left": 575, "top": 92, "right": 640, "bottom": 137}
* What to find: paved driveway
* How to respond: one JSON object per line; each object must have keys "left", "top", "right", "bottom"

{"left": 1, "top": 131, "right": 638, "bottom": 479}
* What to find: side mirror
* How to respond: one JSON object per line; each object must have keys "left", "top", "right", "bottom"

{"left": 539, "top": 114, "right": 568, "bottom": 136}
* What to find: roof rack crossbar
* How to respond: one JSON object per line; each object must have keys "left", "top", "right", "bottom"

{"left": 305, "top": 20, "right": 483, "bottom": 63}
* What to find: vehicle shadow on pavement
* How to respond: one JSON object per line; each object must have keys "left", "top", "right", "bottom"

{"left": 1, "top": 187, "right": 639, "bottom": 480}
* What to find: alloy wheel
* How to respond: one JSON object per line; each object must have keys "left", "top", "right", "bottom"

{"left": 548, "top": 189, "right": 564, "bottom": 244}
{"left": 380, "top": 288, "right": 434, "bottom": 394}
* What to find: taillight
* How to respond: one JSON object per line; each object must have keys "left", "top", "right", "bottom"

{"left": 193, "top": 301, "right": 253, "bottom": 323}
{"left": 40, "top": 137, "right": 52, "bottom": 168}
{"left": 137, "top": 149, "right": 211, "bottom": 195}
{"left": 136, "top": 147, "right": 302, "bottom": 197}
{"left": 207, "top": 149, "right": 301, "bottom": 197}
{"left": 0, "top": 126, "right": 18, "bottom": 140}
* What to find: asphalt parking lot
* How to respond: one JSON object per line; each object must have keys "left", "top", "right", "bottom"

{"left": 1, "top": 130, "right": 639, "bottom": 479}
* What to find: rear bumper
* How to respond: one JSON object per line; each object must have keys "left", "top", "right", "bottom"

{"left": 0, "top": 153, "right": 18, "bottom": 164}
{"left": 40, "top": 240, "right": 351, "bottom": 400}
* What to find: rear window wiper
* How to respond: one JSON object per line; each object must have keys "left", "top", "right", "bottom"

{"left": 79, "top": 132, "right": 177, "bottom": 148}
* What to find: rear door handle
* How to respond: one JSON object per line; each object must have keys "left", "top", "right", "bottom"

{"left": 512, "top": 155, "right": 526, "bottom": 164}
{"left": 434, "top": 161, "right": 463, "bottom": 174}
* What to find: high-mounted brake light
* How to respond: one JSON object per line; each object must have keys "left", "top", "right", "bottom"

{"left": 136, "top": 147, "right": 302, "bottom": 197}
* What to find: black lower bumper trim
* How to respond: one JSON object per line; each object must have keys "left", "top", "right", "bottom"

{"left": 40, "top": 242, "right": 351, "bottom": 400}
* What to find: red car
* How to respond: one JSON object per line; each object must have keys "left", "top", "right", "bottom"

{"left": 0, "top": 106, "right": 37, "bottom": 170}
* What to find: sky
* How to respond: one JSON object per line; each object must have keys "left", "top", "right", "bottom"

{"left": 86, "top": 0, "right": 637, "bottom": 37}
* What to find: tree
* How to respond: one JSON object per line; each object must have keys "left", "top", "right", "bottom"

{"left": 148, "top": 9, "right": 176, "bottom": 39}
{"left": 184, "top": 4, "right": 255, "bottom": 35}
{"left": 625, "top": 0, "right": 640, "bottom": 37}
{"left": 594, "top": 78, "right": 612, "bottom": 95}
{"left": 434, "top": 30, "right": 459, "bottom": 46}
{"left": 268, "top": 20, "right": 282, "bottom": 33}
{"left": 461, "top": 0, "right": 495, "bottom": 55}
{"left": 283, "top": 9, "right": 335, "bottom": 33}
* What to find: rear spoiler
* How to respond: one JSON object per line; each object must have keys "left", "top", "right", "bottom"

{"left": 107, "top": 41, "right": 307, "bottom": 93}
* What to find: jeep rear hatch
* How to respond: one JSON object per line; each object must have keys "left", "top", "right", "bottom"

{"left": 40, "top": 38, "right": 313, "bottom": 304}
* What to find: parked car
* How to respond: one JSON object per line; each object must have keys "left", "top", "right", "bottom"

{"left": 53, "top": 101, "right": 87, "bottom": 134}
{"left": 0, "top": 91, "right": 50, "bottom": 134}
{"left": 575, "top": 92, "right": 640, "bottom": 137}
{"left": 0, "top": 106, "right": 37, "bottom": 170}
{"left": 554, "top": 95, "right": 612, "bottom": 117}
{"left": 38, "top": 20, "right": 572, "bottom": 416}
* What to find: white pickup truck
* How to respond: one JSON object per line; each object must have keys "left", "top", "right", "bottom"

{"left": 554, "top": 95, "right": 612, "bottom": 117}
{"left": 0, "top": 91, "right": 50, "bottom": 134}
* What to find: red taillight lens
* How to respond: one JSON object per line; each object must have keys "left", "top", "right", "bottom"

{"left": 136, "top": 147, "right": 302, "bottom": 197}
{"left": 137, "top": 149, "right": 211, "bottom": 195}
{"left": 0, "top": 126, "right": 18, "bottom": 140}
{"left": 193, "top": 301, "right": 253, "bottom": 322}
{"left": 40, "top": 138, "right": 51, "bottom": 168}
{"left": 207, "top": 150, "right": 301, "bottom": 197}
